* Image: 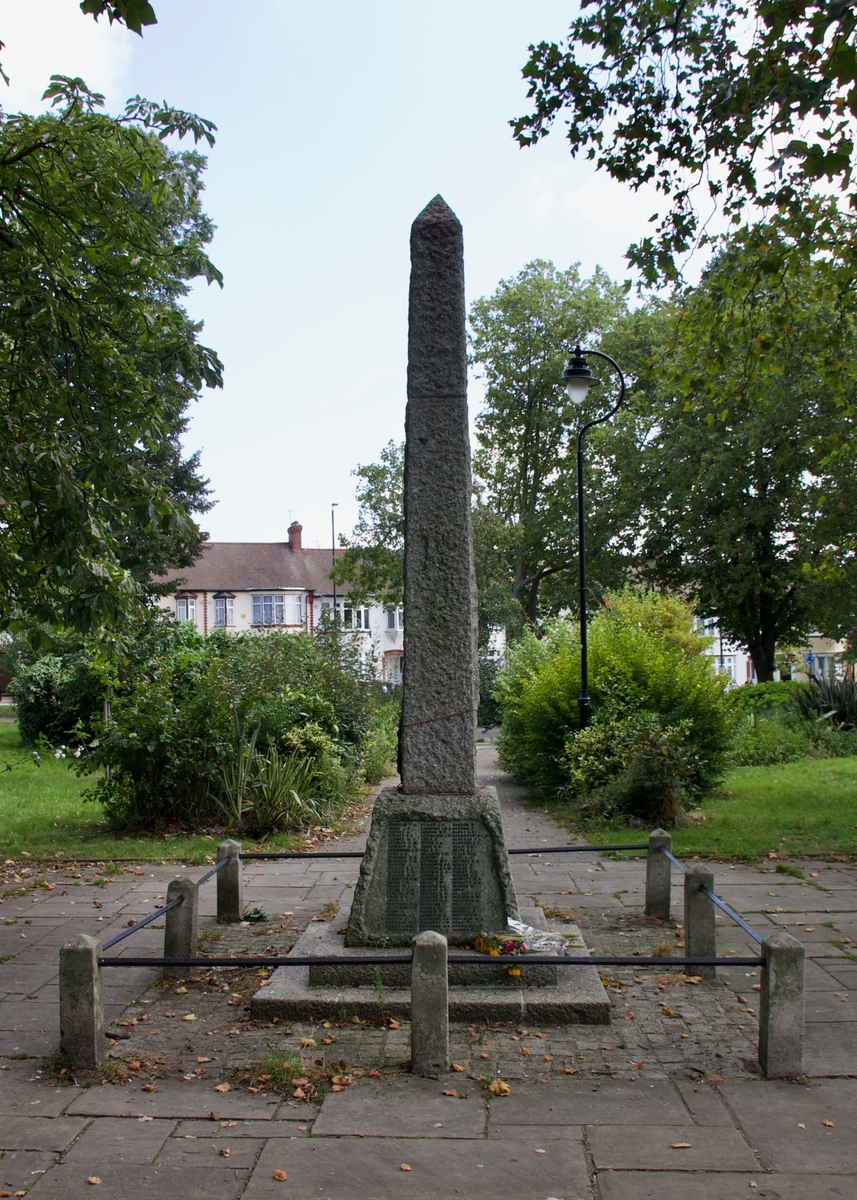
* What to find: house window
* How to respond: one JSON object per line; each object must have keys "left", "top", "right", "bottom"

{"left": 175, "top": 596, "right": 196, "bottom": 624}
{"left": 252, "top": 594, "right": 302, "bottom": 626}
{"left": 716, "top": 655, "right": 736, "bottom": 682}
{"left": 344, "top": 606, "right": 371, "bottom": 630}
{"left": 813, "top": 654, "right": 838, "bottom": 682}
{"left": 214, "top": 597, "right": 234, "bottom": 627}
{"left": 386, "top": 609, "right": 404, "bottom": 631}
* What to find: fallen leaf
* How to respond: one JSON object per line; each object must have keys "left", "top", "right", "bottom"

{"left": 432, "top": 1122, "right": 443, "bottom": 1128}
{"left": 300, "top": 1038, "right": 316, "bottom": 1048}
{"left": 141, "top": 1084, "right": 156, "bottom": 1092}
{"left": 797, "top": 1123, "right": 806, "bottom": 1129}
{"left": 214, "top": 1083, "right": 230, "bottom": 1093}
{"left": 181, "top": 1014, "right": 196, "bottom": 1022}
{"left": 367, "top": 1069, "right": 380, "bottom": 1078}
{"left": 400, "top": 1164, "right": 412, "bottom": 1172}
{"left": 450, "top": 1062, "right": 465, "bottom": 1072}
{"left": 219, "top": 1148, "right": 230, "bottom": 1157}
{"left": 198, "top": 1057, "right": 212, "bottom": 1064}
{"left": 520, "top": 1047, "right": 531, "bottom": 1056}
{"left": 128, "top": 1061, "right": 141, "bottom": 1071}
{"left": 660, "top": 1006, "right": 679, "bottom": 1018}
{"left": 175, "top": 986, "right": 188, "bottom": 995}
{"left": 823, "top": 1119, "right": 835, "bottom": 1127}
{"left": 87, "top": 1178, "right": 102, "bottom": 1186}
{"left": 489, "top": 1079, "right": 511, "bottom": 1096}
{"left": 442, "top": 1089, "right": 457, "bottom": 1097}
{"left": 292, "top": 1087, "right": 306, "bottom": 1100}
{"left": 220, "top": 1120, "right": 237, "bottom": 1128}
{"left": 479, "top": 1052, "right": 489, "bottom": 1060}
{"left": 560, "top": 1068, "right": 578, "bottom": 1075}
{"left": 272, "top": 1169, "right": 288, "bottom": 1181}
{"left": 671, "top": 1142, "right": 692, "bottom": 1149}
{"left": 388, "top": 1019, "right": 400, "bottom": 1029}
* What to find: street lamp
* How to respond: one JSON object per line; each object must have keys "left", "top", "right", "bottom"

{"left": 559, "top": 346, "right": 626, "bottom": 729}
{"left": 331, "top": 502, "right": 339, "bottom": 615}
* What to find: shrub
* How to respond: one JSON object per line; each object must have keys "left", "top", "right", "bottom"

{"left": 726, "top": 680, "right": 809, "bottom": 716}
{"left": 360, "top": 697, "right": 400, "bottom": 784}
{"left": 12, "top": 651, "right": 102, "bottom": 745}
{"left": 495, "top": 589, "right": 733, "bottom": 818}
{"left": 795, "top": 675, "right": 857, "bottom": 729}
{"left": 730, "top": 710, "right": 813, "bottom": 766}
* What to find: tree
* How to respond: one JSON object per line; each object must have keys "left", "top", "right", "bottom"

{"left": 331, "top": 440, "right": 405, "bottom": 611}
{"left": 627, "top": 209, "right": 857, "bottom": 680}
{"left": 0, "top": 76, "right": 222, "bottom": 637}
{"left": 469, "top": 259, "right": 630, "bottom": 626}
{"left": 512, "top": 1, "right": 857, "bottom": 284}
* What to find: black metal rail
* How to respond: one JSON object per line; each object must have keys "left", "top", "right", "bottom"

{"left": 240, "top": 842, "right": 648, "bottom": 861}
{"left": 101, "top": 897, "right": 184, "bottom": 951}
{"left": 98, "top": 953, "right": 765, "bottom": 968}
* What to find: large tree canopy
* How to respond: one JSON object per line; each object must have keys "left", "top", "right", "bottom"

{"left": 623, "top": 208, "right": 857, "bottom": 679}
{"left": 0, "top": 76, "right": 222, "bottom": 637}
{"left": 512, "top": 1, "right": 857, "bottom": 284}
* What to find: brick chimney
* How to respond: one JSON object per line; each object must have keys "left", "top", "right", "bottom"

{"left": 288, "top": 520, "right": 303, "bottom": 551}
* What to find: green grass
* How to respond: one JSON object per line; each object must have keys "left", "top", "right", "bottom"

{"left": 541, "top": 756, "right": 857, "bottom": 861}
{"left": 0, "top": 722, "right": 306, "bottom": 862}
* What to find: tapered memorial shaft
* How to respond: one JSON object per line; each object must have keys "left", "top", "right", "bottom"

{"left": 400, "top": 195, "right": 478, "bottom": 795}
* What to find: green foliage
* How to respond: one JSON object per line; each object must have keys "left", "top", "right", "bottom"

{"left": 496, "top": 590, "right": 732, "bottom": 815}
{"left": 331, "top": 441, "right": 404, "bottom": 609}
{"left": 360, "top": 698, "right": 400, "bottom": 785}
{"left": 478, "top": 651, "right": 504, "bottom": 726}
{"left": 75, "top": 617, "right": 372, "bottom": 830}
{"left": 726, "top": 681, "right": 810, "bottom": 716}
{"left": 470, "top": 259, "right": 630, "bottom": 625}
{"left": 796, "top": 674, "right": 857, "bottom": 729}
{"left": 512, "top": 1, "right": 857, "bottom": 285}
{"left": 0, "top": 77, "right": 220, "bottom": 636}
{"left": 11, "top": 651, "right": 103, "bottom": 746}
{"left": 622, "top": 210, "right": 857, "bottom": 679}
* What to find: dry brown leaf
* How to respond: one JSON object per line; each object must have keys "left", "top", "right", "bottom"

{"left": 520, "top": 1047, "right": 531, "bottom": 1056}
{"left": 823, "top": 1119, "right": 835, "bottom": 1127}
{"left": 292, "top": 1087, "right": 306, "bottom": 1099}
{"left": 209, "top": 1111, "right": 220, "bottom": 1121}
{"left": 214, "top": 1082, "right": 230, "bottom": 1093}
{"left": 400, "top": 1164, "right": 412, "bottom": 1172}
{"left": 220, "top": 1120, "right": 237, "bottom": 1128}
{"left": 450, "top": 1062, "right": 465, "bottom": 1072}
{"left": 367, "top": 1069, "right": 380, "bottom": 1078}
{"left": 489, "top": 1079, "right": 511, "bottom": 1097}
{"left": 560, "top": 1068, "right": 578, "bottom": 1075}
{"left": 175, "top": 986, "right": 188, "bottom": 994}
{"left": 198, "top": 1057, "right": 212, "bottom": 1064}
{"left": 128, "top": 1061, "right": 140, "bottom": 1071}
{"left": 432, "top": 1122, "right": 443, "bottom": 1128}
{"left": 181, "top": 1014, "right": 196, "bottom": 1022}
{"left": 797, "top": 1123, "right": 806, "bottom": 1129}
{"left": 388, "top": 1019, "right": 400, "bottom": 1029}
{"left": 671, "top": 1142, "right": 692, "bottom": 1149}
{"left": 87, "top": 1178, "right": 102, "bottom": 1186}
{"left": 141, "top": 1084, "right": 156, "bottom": 1092}
{"left": 272, "top": 1169, "right": 288, "bottom": 1181}
{"left": 442, "top": 1089, "right": 457, "bottom": 1097}
{"left": 218, "top": 1148, "right": 230, "bottom": 1158}
{"left": 300, "top": 1037, "right": 316, "bottom": 1048}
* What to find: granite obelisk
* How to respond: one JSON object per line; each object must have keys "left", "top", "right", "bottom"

{"left": 346, "top": 196, "right": 519, "bottom": 946}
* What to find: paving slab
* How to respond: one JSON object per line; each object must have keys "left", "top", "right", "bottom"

{"left": 153, "top": 1133, "right": 263, "bottom": 1172}
{"left": 587, "top": 1124, "right": 759, "bottom": 1171}
{"left": 26, "top": 1163, "right": 247, "bottom": 1199}
{"left": 0, "top": 1076, "right": 77, "bottom": 1116}
{"left": 805, "top": 992, "right": 855, "bottom": 1022}
{"left": 674, "top": 1080, "right": 735, "bottom": 1126}
{"left": 61, "top": 1116, "right": 174, "bottom": 1164}
{"left": 719, "top": 1079, "right": 857, "bottom": 1172}
{"left": 597, "top": 1171, "right": 857, "bottom": 1198}
{"left": 65, "top": 1079, "right": 282, "bottom": 1119}
{"left": 805, "top": 1022, "right": 857, "bottom": 1075}
{"left": 489, "top": 1079, "right": 691, "bottom": 1126}
{"left": 312, "top": 1077, "right": 485, "bottom": 1138}
{"left": 243, "top": 1134, "right": 591, "bottom": 1200}
{"left": 178, "top": 1118, "right": 310, "bottom": 1137}
{"left": 0, "top": 1116, "right": 88, "bottom": 1151}
{"left": 0, "top": 1148, "right": 56, "bottom": 1191}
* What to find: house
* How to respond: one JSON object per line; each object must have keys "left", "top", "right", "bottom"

{"left": 696, "top": 618, "right": 847, "bottom": 685}
{"left": 155, "top": 522, "right": 404, "bottom": 685}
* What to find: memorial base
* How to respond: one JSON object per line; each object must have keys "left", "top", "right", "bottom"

{"left": 251, "top": 905, "right": 611, "bottom": 1026}
{"left": 345, "top": 786, "right": 519, "bottom": 947}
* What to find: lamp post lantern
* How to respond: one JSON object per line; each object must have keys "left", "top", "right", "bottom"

{"left": 559, "top": 346, "right": 626, "bottom": 729}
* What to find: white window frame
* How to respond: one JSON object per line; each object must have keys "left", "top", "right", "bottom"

{"left": 175, "top": 596, "right": 196, "bottom": 624}
{"left": 252, "top": 593, "right": 303, "bottom": 626}
{"left": 214, "top": 596, "right": 234, "bottom": 628}
{"left": 386, "top": 608, "right": 404, "bottom": 631}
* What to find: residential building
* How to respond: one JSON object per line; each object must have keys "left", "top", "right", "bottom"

{"left": 696, "top": 618, "right": 847, "bottom": 685}
{"left": 155, "top": 522, "right": 404, "bottom": 684}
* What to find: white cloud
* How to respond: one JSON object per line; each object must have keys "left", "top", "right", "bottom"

{"left": 2, "top": 0, "right": 133, "bottom": 113}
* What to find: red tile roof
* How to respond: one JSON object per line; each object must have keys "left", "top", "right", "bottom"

{"left": 155, "top": 543, "right": 352, "bottom": 595}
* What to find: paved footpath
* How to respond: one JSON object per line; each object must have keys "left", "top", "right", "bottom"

{"left": 0, "top": 733, "right": 854, "bottom": 1198}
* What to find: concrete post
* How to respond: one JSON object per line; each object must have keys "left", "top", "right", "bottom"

{"left": 684, "top": 863, "right": 716, "bottom": 979}
{"left": 759, "top": 930, "right": 805, "bottom": 1078}
{"left": 59, "top": 934, "right": 104, "bottom": 1071}
{"left": 216, "top": 839, "right": 243, "bottom": 924}
{"left": 411, "top": 930, "right": 449, "bottom": 1078}
{"left": 645, "top": 829, "right": 673, "bottom": 921}
{"left": 164, "top": 877, "right": 198, "bottom": 976}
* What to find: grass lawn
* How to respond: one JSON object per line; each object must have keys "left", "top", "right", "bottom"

{"left": 543, "top": 756, "right": 857, "bottom": 862}
{"left": 0, "top": 721, "right": 308, "bottom": 862}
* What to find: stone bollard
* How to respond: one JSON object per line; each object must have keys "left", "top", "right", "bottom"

{"left": 216, "top": 839, "right": 243, "bottom": 924}
{"left": 684, "top": 862, "right": 716, "bottom": 979}
{"left": 411, "top": 930, "right": 449, "bottom": 1078}
{"left": 759, "top": 930, "right": 805, "bottom": 1078}
{"left": 163, "top": 877, "right": 198, "bottom": 976}
{"left": 59, "top": 934, "right": 104, "bottom": 1071}
{"left": 645, "top": 829, "right": 673, "bottom": 921}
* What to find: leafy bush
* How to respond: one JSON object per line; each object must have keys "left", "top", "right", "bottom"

{"left": 360, "top": 697, "right": 400, "bottom": 784}
{"left": 478, "top": 650, "right": 504, "bottom": 725}
{"left": 726, "top": 680, "right": 809, "bottom": 716}
{"left": 12, "top": 651, "right": 103, "bottom": 746}
{"left": 730, "top": 710, "right": 813, "bottom": 766}
{"left": 795, "top": 674, "right": 857, "bottom": 729}
{"left": 495, "top": 589, "right": 732, "bottom": 819}
{"left": 79, "top": 616, "right": 373, "bottom": 830}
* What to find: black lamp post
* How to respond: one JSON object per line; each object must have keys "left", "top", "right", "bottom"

{"left": 559, "top": 346, "right": 626, "bottom": 729}
{"left": 331, "top": 502, "right": 339, "bottom": 615}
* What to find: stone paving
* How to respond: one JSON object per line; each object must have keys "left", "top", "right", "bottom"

{"left": 0, "top": 733, "right": 854, "bottom": 1197}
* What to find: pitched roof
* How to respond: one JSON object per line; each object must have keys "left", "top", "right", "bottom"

{"left": 155, "top": 543, "right": 352, "bottom": 595}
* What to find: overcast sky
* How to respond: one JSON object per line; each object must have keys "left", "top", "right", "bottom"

{"left": 3, "top": 1, "right": 664, "bottom": 550}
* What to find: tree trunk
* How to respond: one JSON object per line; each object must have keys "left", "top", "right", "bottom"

{"left": 748, "top": 631, "right": 777, "bottom": 683}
